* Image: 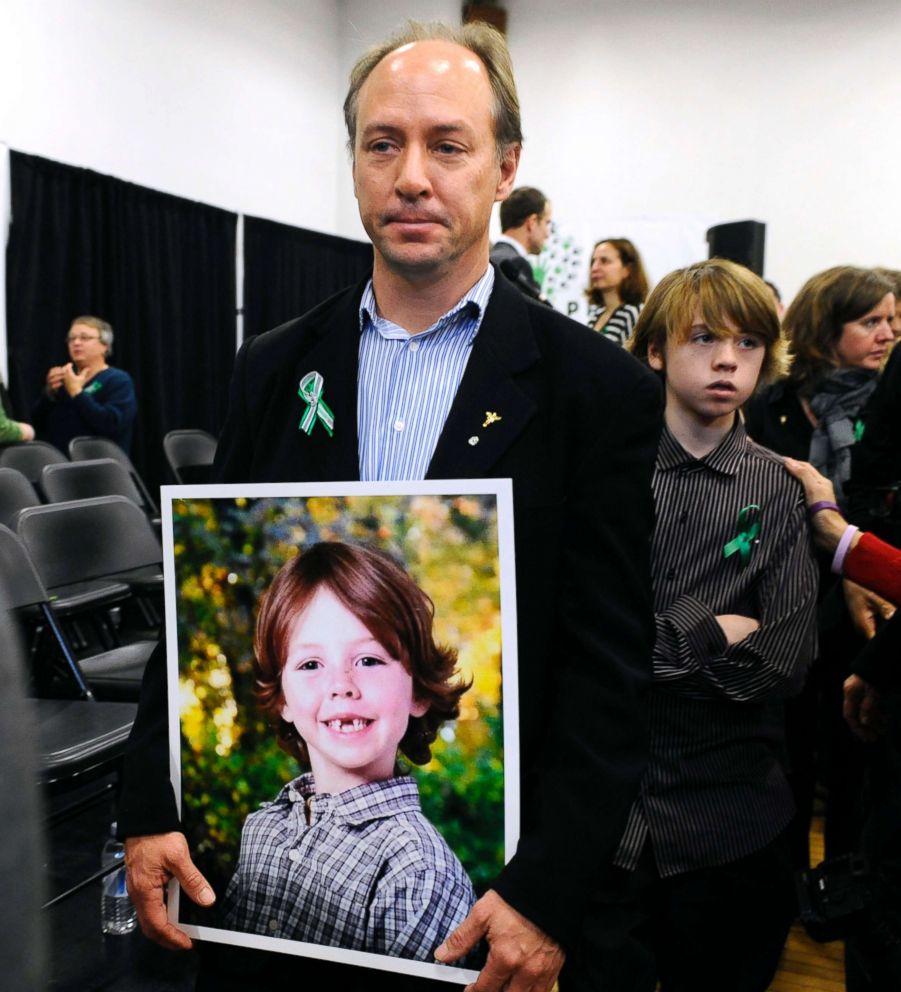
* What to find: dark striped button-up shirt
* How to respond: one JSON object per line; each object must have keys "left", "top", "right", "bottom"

{"left": 614, "top": 419, "right": 818, "bottom": 875}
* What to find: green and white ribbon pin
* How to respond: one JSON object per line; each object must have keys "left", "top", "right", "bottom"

{"left": 723, "top": 504, "right": 760, "bottom": 568}
{"left": 297, "top": 371, "right": 334, "bottom": 437}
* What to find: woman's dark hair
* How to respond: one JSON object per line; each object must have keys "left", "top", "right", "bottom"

{"left": 784, "top": 266, "right": 894, "bottom": 397}
{"left": 254, "top": 541, "right": 469, "bottom": 766}
{"left": 585, "top": 238, "right": 650, "bottom": 307}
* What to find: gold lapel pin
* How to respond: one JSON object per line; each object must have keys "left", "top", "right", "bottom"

{"left": 483, "top": 411, "right": 502, "bottom": 428}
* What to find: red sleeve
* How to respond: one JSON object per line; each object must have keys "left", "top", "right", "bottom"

{"left": 844, "top": 532, "right": 901, "bottom": 606}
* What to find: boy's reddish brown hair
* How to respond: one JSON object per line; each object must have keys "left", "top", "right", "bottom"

{"left": 254, "top": 541, "right": 469, "bottom": 766}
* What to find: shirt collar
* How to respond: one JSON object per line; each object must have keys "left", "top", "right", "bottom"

{"left": 657, "top": 416, "right": 749, "bottom": 477}
{"left": 280, "top": 772, "right": 422, "bottom": 826}
{"left": 494, "top": 233, "right": 528, "bottom": 259}
{"left": 358, "top": 265, "right": 494, "bottom": 345}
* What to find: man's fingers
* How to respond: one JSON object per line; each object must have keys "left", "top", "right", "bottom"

{"left": 466, "top": 950, "right": 511, "bottom": 992}
{"left": 170, "top": 860, "right": 216, "bottom": 908}
{"left": 134, "top": 890, "right": 194, "bottom": 951}
{"left": 435, "top": 907, "right": 486, "bottom": 963}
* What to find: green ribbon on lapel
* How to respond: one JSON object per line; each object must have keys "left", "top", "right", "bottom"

{"left": 297, "top": 371, "right": 334, "bottom": 437}
{"left": 723, "top": 504, "right": 761, "bottom": 568}
{"left": 84, "top": 380, "right": 103, "bottom": 395}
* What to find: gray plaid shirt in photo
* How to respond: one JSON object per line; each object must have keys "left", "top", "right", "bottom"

{"left": 222, "top": 773, "right": 476, "bottom": 961}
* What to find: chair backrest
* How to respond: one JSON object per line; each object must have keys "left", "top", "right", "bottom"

{"left": 0, "top": 441, "right": 67, "bottom": 485}
{"left": 16, "top": 496, "right": 162, "bottom": 591}
{"left": 0, "top": 524, "right": 53, "bottom": 609}
{"left": 163, "top": 429, "right": 218, "bottom": 484}
{"left": 0, "top": 467, "right": 42, "bottom": 530}
{"left": 41, "top": 458, "right": 145, "bottom": 509}
{"left": 68, "top": 436, "right": 159, "bottom": 514}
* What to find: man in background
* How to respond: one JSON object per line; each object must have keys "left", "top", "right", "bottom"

{"left": 490, "top": 186, "right": 551, "bottom": 302}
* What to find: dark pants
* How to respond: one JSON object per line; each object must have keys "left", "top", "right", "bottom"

{"left": 845, "top": 695, "right": 901, "bottom": 991}
{"left": 560, "top": 832, "right": 795, "bottom": 992}
{"left": 786, "top": 583, "right": 869, "bottom": 868}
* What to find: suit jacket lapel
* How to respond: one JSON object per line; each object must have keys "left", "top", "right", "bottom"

{"left": 428, "top": 274, "right": 540, "bottom": 478}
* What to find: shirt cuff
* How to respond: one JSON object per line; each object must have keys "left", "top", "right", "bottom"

{"left": 660, "top": 595, "right": 728, "bottom": 671}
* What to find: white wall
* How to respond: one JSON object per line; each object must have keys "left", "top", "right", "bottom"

{"left": 2, "top": 0, "right": 899, "bottom": 316}
{"left": 502, "top": 0, "right": 901, "bottom": 310}
{"left": 0, "top": 0, "right": 344, "bottom": 232}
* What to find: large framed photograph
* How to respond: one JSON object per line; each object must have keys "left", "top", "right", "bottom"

{"left": 163, "top": 480, "right": 518, "bottom": 983}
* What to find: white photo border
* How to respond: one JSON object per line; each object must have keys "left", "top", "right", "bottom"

{"left": 163, "top": 478, "right": 519, "bottom": 984}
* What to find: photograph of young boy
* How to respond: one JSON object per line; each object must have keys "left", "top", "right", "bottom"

{"left": 166, "top": 487, "right": 512, "bottom": 982}
{"left": 221, "top": 541, "right": 476, "bottom": 962}
{"left": 562, "top": 260, "right": 819, "bottom": 992}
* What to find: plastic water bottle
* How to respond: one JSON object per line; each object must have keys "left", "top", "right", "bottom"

{"left": 101, "top": 822, "right": 136, "bottom": 935}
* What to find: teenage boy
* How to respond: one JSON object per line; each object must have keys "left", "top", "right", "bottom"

{"left": 562, "top": 259, "right": 818, "bottom": 992}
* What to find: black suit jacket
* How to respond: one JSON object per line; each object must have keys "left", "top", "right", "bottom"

{"left": 489, "top": 241, "right": 544, "bottom": 301}
{"left": 120, "top": 272, "right": 662, "bottom": 949}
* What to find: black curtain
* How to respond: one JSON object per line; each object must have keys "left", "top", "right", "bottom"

{"left": 242, "top": 215, "right": 372, "bottom": 338}
{"left": 6, "top": 151, "right": 237, "bottom": 491}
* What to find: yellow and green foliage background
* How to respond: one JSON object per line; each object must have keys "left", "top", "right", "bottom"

{"left": 173, "top": 493, "right": 505, "bottom": 915}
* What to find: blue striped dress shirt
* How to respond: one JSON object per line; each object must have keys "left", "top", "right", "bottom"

{"left": 357, "top": 266, "right": 495, "bottom": 481}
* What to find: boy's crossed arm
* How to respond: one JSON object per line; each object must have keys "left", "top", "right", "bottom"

{"left": 653, "top": 498, "right": 818, "bottom": 703}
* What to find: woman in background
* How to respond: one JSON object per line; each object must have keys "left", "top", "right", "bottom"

{"left": 585, "top": 238, "right": 649, "bottom": 346}
{"left": 745, "top": 266, "right": 894, "bottom": 506}
{"left": 744, "top": 266, "right": 896, "bottom": 869}
{"left": 32, "top": 316, "right": 137, "bottom": 454}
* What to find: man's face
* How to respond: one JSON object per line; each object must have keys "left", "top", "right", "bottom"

{"left": 527, "top": 202, "right": 552, "bottom": 255}
{"left": 352, "top": 40, "right": 519, "bottom": 283}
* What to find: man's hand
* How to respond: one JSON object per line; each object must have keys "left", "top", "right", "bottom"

{"left": 434, "top": 889, "right": 564, "bottom": 992}
{"left": 843, "top": 674, "right": 882, "bottom": 743}
{"left": 843, "top": 579, "right": 896, "bottom": 640}
{"left": 125, "top": 832, "right": 215, "bottom": 950}
{"left": 715, "top": 614, "right": 760, "bottom": 645}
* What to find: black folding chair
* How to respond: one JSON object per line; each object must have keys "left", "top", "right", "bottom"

{"left": 0, "top": 466, "right": 42, "bottom": 529}
{"left": 41, "top": 458, "right": 148, "bottom": 515}
{"left": 0, "top": 440, "right": 67, "bottom": 494}
{"left": 0, "top": 540, "right": 138, "bottom": 919}
{"left": 0, "top": 524, "right": 144, "bottom": 712}
{"left": 68, "top": 436, "right": 159, "bottom": 518}
{"left": 163, "top": 428, "right": 218, "bottom": 483}
{"left": 16, "top": 495, "right": 164, "bottom": 653}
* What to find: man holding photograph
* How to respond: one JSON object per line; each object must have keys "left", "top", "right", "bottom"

{"left": 121, "top": 20, "right": 662, "bottom": 992}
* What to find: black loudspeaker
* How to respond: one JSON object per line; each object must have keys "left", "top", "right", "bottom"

{"left": 706, "top": 220, "right": 766, "bottom": 276}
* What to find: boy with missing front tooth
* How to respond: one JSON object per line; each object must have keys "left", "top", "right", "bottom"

{"left": 222, "top": 541, "right": 476, "bottom": 962}
{"left": 565, "top": 260, "right": 818, "bottom": 992}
